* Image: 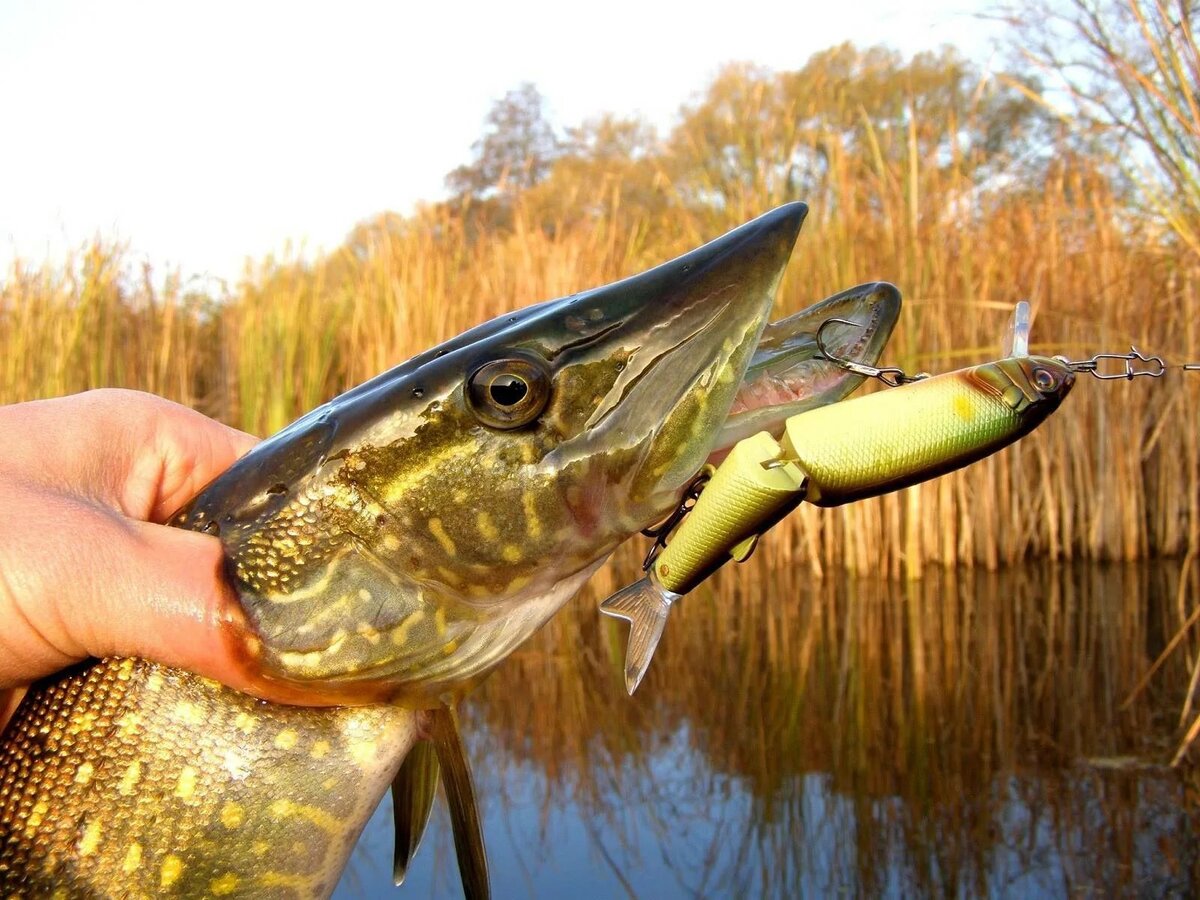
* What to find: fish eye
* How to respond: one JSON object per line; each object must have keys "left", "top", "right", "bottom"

{"left": 1033, "top": 367, "right": 1058, "bottom": 392}
{"left": 466, "top": 356, "right": 551, "bottom": 429}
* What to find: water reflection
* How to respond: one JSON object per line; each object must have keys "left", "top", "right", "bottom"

{"left": 335, "top": 560, "right": 1200, "bottom": 898}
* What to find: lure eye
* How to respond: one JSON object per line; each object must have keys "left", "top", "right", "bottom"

{"left": 1032, "top": 367, "right": 1059, "bottom": 392}
{"left": 466, "top": 357, "right": 551, "bottom": 429}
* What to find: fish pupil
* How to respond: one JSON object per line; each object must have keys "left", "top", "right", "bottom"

{"left": 1033, "top": 368, "right": 1056, "bottom": 391}
{"left": 490, "top": 376, "right": 528, "bottom": 407}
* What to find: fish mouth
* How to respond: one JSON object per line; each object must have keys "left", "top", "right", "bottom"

{"left": 542, "top": 202, "right": 809, "bottom": 512}
{"left": 737, "top": 280, "right": 902, "bottom": 408}
{"left": 715, "top": 281, "right": 902, "bottom": 452}
{"left": 177, "top": 204, "right": 809, "bottom": 702}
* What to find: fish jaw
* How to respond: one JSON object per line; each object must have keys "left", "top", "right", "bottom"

{"left": 170, "top": 203, "right": 808, "bottom": 704}
{"left": 713, "top": 281, "right": 902, "bottom": 454}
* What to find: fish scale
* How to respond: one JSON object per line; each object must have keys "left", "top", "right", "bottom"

{"left": 0, "top": 658, "right": 415, "bottom": 898}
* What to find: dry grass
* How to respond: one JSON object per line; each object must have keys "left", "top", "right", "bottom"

{"left": 3, "top": 150, "right": 1196, "bottom": 572}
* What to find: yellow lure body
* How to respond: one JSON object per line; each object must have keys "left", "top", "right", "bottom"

{"left": 654, "top": 433, "right": 805, "bottom": 594}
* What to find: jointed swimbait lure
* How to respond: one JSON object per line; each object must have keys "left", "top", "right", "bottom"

{"left": 600, "top": 355, "right": 1076, "bottom": 693}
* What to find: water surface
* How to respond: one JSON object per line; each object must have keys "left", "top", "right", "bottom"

{"left": 335, "top": 561, "right": 1200, "bottom": 898}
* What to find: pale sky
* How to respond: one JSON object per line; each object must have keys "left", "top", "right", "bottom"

{"left": 0, "top": 1, "right": 1002, "bottom": 282}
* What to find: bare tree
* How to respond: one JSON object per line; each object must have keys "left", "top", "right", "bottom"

{"left": 999, "top": 1, "right": 1200, "bottom": 257}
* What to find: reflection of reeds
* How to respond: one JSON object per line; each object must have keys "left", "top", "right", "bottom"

{"left": 465, "top": 560, "right": 1200, "bottom": 896}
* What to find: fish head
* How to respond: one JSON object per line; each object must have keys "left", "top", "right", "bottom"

{"left": 978, "top": 354, "right": 1076, "bottom": 424}
{"left": 173, "top": 203, "right": 807, "bottom": 703}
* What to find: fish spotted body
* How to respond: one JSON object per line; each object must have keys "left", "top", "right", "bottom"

{"left": 0, "top": 658, "right": 416, "bottom": 897}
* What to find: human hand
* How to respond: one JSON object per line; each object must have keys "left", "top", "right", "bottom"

{"left": 0, "top": 389, "right": 261, "bottom": 729}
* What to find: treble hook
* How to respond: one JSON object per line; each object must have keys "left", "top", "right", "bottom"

{"left": 639, "top": 467, "right": 712, "bottom": 570}
{"left": 1057, "top": 346, "right": 1167, "bottom": 380}
{"left": 815, "top": 318, "right": 929, "bottom": 388}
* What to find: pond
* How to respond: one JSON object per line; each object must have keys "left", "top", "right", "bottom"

{"left": 334, "top": 559, "right": 1200, "bottom": 898}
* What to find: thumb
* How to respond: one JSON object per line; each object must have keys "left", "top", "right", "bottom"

{"left": 0, "top": 480, "right": 314, "bottom": 705}
{"left": 0, "top": 483, "right": 230, "bottom": 688}
{"left": 80, "top": 520, "right": 257, "bottom": 691}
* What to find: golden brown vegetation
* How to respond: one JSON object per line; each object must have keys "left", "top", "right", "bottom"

{"left": 5, "top": 19, "right": 1200, "bottom": 852}
{"left": 3, "top": 42, "right": 1196, "bottom": 575}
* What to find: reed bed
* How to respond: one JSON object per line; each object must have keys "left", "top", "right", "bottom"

{"left": 2, "top": 152, "right": 1195, "bottom": 572}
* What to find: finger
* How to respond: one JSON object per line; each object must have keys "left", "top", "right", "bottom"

{"left": 0, "top": 489, "right": 339, "bottom": 707}
{"left": 127, "top": 396, "right": 260, "bottom": 522}
{"left": 0, "top": 486, "right": 222, "bottom": 686}
{"left": 0, "top": 389, "right": 258, "bottom": 522}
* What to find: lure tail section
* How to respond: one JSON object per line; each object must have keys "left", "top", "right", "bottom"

{"left": 599, "top": 576, "right": 680, "bottom": 694}
{"left": 601, "top": 432, "right": 806, "bottom": 693}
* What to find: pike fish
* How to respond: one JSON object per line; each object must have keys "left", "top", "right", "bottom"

{"left": 0, "top": 204, "right": 901, "bottom": 899}
{"left": 600, "top": 354, "right": 1076, "bottom": 693}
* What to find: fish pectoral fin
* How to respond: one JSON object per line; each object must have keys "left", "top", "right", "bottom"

{"left": 598, "top": 577, "right": 677, "bottom": 695}
{"left": 390, "top": 736, "right": 440, "bottom": 886}
{"left": 428, "top": 705, "right": 491, "bottom": 900}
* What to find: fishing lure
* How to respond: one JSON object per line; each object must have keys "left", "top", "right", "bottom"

{"left": 600, "top": 353, "right": 1076, "bottom": 693}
